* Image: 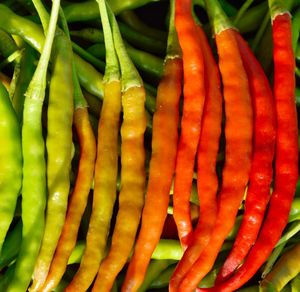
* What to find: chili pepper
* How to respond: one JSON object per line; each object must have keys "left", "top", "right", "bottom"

{"left": 197, "top": 1, "right": 298, "bottom": 291}
{"left": 0, "top": 4, "right": 104, "bottom": 99}
{"left": 12, "top": 44, "right": 36, "bottom": 122}
{"left": 177, "top": 0, "right": 253, "bottom": 289}
{"left": 66, "top": 1, "right": 121, "bottom": 291}
{"left": 260, "top": 241, "right": 300, "bottom": 291}
{"left": 262, "top": 221, "right": 300, "bottom": 279}
{"left": 28, "top": 2, "right": 74, "bottom": 291}
{"left": 215, "top": 31, "right": 276, "bottom": 283}
{"left": 169, "top": 20, "right": 222, "bottom": 290}
{"left": 63, "top": 0, "right": 160, "bottom": 22}
{"left": 72, "top": 42, "right": 105, "bottom": 72}
{"left": 235, "top": 2, "right": 268, "bottom": 33}
{"left": 6, "top": 1, "right": 60, "bottom": 290}
{"left": 70, "top": 28, "right": 105, "bottom": 43}
{"left": 119, "top": 10, "right": 167, "bottom": 41}
{"left": 92, "top": 2, "right": 146, "bottom": 291}
{"left": 173, "top": 0, "right": 206, "bottom": 249}
{"left": 0, "top": 264, "right": 15, "bottom": 291}
{"left": 0, "top": 78, "right": 22, "bottom": 257}
{"left": 118, "top": 21, "right": 166, "bottom": 55}
{"left": 87, "top": 42, "right": 164, "bottom": 81}
{"left": 0, "top": 29, "right": 18, "bottom": 60}
{"left": 0, "top": 221, "right": 22, "bottom": 270}
{"left": 138, "top": 260, "right": 176, "bottom": 292}
{"left": 122, "top": 0, "right": 182, "bottom": 290}
{"left": 292, "top": 7, "right": 300, "bottom": 53}
{"left": 291, "top": 273, "right": 300, "bottom": 292}
{"left": 40, "top": 9, "right": 97, "bottom": 292}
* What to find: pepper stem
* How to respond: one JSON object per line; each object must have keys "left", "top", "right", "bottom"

{"left": 166, "top": 0, "right": 181, "bottom": 58}
{"left": 59, "top": 8, "right": 88, "bottom": 108}
{"left": 205, "top": 0, "right": 235, "bottom": 35}
{"left": 106, "top": 1, "right": 143, "bottom": 91}
{"left": 268, "top": 0, "right": 290, "bottom": 21}
{"left": 25, "top": 0, "right": 60, "bottom": 102}
{"left": 96, "top": 0, "right": 120, "bottom": 83}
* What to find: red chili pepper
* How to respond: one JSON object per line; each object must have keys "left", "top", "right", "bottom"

{"left": 176, "top": 0, "right": 253, "bottom": 289}
{"left": 173, "top": 0, "right": 206, "bottom": 249}
{"left": 215, "top": 31, "right": 276, "bottom": 284}
{"left": 169, "top": 24, "right": 222, "bottom": 291}
{"left": 197, "top": 2, "right": 298, "bottom": 291}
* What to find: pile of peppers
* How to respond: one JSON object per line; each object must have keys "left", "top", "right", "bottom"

{"left": 0, "top": 0, "right": 299, "bottom": 291}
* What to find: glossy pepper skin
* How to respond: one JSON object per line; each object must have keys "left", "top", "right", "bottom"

{"left": 173, "top": 0, "right": 206, "bottom": 249}
{"left": 31, "top": 33, "right": 74, "bottom": 292}
{"left": 177, "top": 0, "right": 253, "bottom": 289}
{"left": 198, "top": 2, "right": 298, "bottom": 292}
{"left": 121, "top": 0, "right": 182, "bottom": 290}
{"left": 170, "top": 23, "right": 222, "bottom": 291}
{"left": 0, "top": 81, "right": 22, "bottom": 255}
{"left": 216, "top": 31, "right": 276, "bottom": 283}
{"left": 7, "top": 1, "right": 60, "bottom": 290}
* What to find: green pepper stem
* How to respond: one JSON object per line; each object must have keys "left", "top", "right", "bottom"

{"left": 106, "top": 0, "right": 142, "bottom": 91}
{"left": 59, "top": 7, "right": 88, "bottom": 108}
{"left": 268, "top": 0, "right": 290, "bottom": 21}
{"left": 25, "top": 0, "right": 60, "bottom": 102}
{"left": 32, "top": 0, "right": 50, "bottom": 32}
{"left": 96, "top": 0, "right": 120, "bottom": 82}
{"left": 205, "top": 0, "right": 235, "bottom": 35}
{"left": 167, "top": 0, "right": 181, "bottom": 58}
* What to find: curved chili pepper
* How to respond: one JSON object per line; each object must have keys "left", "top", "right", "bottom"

{"left": 66, "top": 1, "right": 121, "bottom": 290}
{"left": 121, "top": 0, "right": 182, "bottom": 290}
{"left": 197, "top": 1, "right": 298, "bottom": 291}
{"left": 260, "top": 242, "right": 300, "bottom": 291}
{"left": 215, "top": 31, "right": 276, "bottom": 284}
{"left": 39, "top": 10, "right": 97, "bottom": 291}
{"left": 30, "top": 29, "right": 74, "bottom": 292}
{"left": 169, "top": 22, "right": 222, "bottom": 291}
{"left": 177, "top": 0, "right": 253, "bottom": 289}
{"left": 91, "top": 3, "right": 146, "bottom": 291}
{"left": 6, "top": 1, "right": 60, "bottom": 290}
{"left": 0, "top": 80, "right": 22, "bottom": 255}
{"left": 173, "top": 0, "right": 206, "bottom": 249}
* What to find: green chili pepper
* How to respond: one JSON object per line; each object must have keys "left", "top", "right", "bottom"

{"left": 30, "top": 3, "right": 74, "bottom": 290}
{"left": 12, "top": 44, "right": 36, "bottom": 122}
{"left": 70, "top": 28, "right": 104, "bottom": 43}
{"left": 235, "top": 2, "right": 268, "bottom": 33}
{"left": 63, "top": 0, "right": 161, "bottom": 22}
{"left": 261, "top": 241, "right": 300, "bottom": 292}
{"left": 6, "top": 0, "right": 60, "bottom": 290}
{"left": 295, "top": 88, "right": 300, "bottom": 106}
{"left": 119, "top": 10, "right": 167, "bottom": 41}
{"left": 291, "top": 273, "right": 300, "bottom": 292}
{"left": 118, "top": 21, "right": 166, "bottom": 55}
{"left": 0, "top": 264, "right": 15, "bottom": 291}
{"left": 149, "top": 264, "right": 177, "bottom": 289}
{"left": 292, "top": 7, "right": 300, "bottom": 53}
{"left": 138, "top": 260, "right": 176, "bottom": 292}
{"left": 0, "top": 29, "right": 18, "bottom": 59}
{"left": 0, "top": 221, "right": 22, "bottom": 270}
{"left": 0, "top": 79, "right": 22, "bottom": 256}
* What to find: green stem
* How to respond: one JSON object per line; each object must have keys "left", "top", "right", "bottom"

{"left": 106, "top": 1, "right": 142, "bottom": 90}
{"left": 167, "top": 0, "right": 181, "bottom": 58}
{"left": 205, "top": 0, "right": 234, "bottom": 35}
{"left": 251, "top": 12, "right": 270, "bottom": 52}
{"left": 32, "top": 0, "right": 50, "bottom": 31}
{"left": 59, "top": 8, "right": 88, "bottom": 109}
{"left": 268, "top": 0, "right": 290, "bottom": 20}
{"left": 97, "top": 0, "right": 120, "bottom": 82}
{"left": 292, "top": 8, "right": 300, "bottom": 53}
{"left": 233, "top": 0, "right": 254, "bottom": 25}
